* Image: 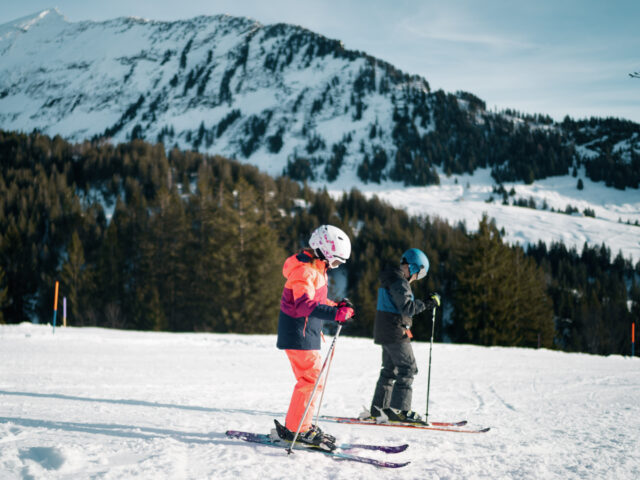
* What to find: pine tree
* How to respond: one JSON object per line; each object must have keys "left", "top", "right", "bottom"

{"left": 144, "top": 187, "right": 190, "bottom": 331}
{"left": 132, "top": 283, "right": 166, "bottom": 331}
{"left": 183, "top": 173, "right": 220, "bottom": 331}
{"left": 208, "top": 180, "right": 284, "bottom": 333}
{"left": 348, "top": 242, "right": 380, "bottom": 337}
{"left": 114, "top": 181, "right": 150, "bottom": 330}
{"left": 510, "top": 248, "right": 555, "bottom": 347}
{"left": 60, "top": 231, "right": 92, "bottom": 325}
{"left": 94, "top": 207, "right": 126, "bottom": 328}
{"left": 452, "top": 216, "right": 514, "bottom": 345}
{"left": 452, "top": 215, "right": 554, "bottom": 347}
{"left": 579, "top": 287, "right": 604, "bottom": 354}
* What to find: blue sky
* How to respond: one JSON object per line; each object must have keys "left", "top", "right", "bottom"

{"left": 2, "top": 0, "right": 639, "bottom": 122}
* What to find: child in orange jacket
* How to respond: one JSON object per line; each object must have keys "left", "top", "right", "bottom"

{"left": 275, "top": 225, "right": 354, "bottom": 450}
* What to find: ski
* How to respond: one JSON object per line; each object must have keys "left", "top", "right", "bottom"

{"left": 341, "top": 442, "right": 408, "bottom": 454}
{"left": 225, "top": 429, "right": 408, "bottom": 453}
{"left": 225, "top": 430, "right": 410, "bottom": 468}
{"left": 320, "top": 414, "right": 467, "bottom": 427}
{"left": 318, "top": 416, "right": 490, "bottom": 433}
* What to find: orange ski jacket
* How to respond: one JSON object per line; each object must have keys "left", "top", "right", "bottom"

{"left": 276, "top": 250, "right": 338, "bottom": 350}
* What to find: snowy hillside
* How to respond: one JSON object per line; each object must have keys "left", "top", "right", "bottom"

{"left": 330, "top": 167, "right": 640, "bottom": 263}
{"left": 1, "top": 324, "right": 639, "bottom": 479}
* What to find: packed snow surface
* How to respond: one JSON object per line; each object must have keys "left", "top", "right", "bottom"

{"left": 1, "top": 324, "right": 638, "bottom": 479}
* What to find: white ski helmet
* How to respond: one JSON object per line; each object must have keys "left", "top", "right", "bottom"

{"left": 309, "top": 225, "right": 351, "bottom": 269}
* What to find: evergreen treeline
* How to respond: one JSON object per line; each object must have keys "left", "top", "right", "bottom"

{"left": 385, "top": 90, "right": 576, "bottom": 186}
{"left": 357, "top": 88, "right": 640, "bottom": 188}
{"left": 1, "top": 130, "right": 637, "bottom": 356}
{"left": 562, "top": 117, "right": 640, "bottom": 190}
{"left": 527, "top": 241, "right": 640, "bottom": 355}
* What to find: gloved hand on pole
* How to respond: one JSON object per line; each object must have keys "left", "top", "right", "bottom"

{"left": 335, "top": 305, "right": 354, "bottom": 323}
{"left": 424, "top": 293, "right": 441, "bottom": 311}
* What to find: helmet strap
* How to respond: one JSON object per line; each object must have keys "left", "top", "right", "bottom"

{"left": 314, "top": 248, "right": 327, "bottom": 261}
{"left": 400, "top": 262, "right": 411, "bottom": 279}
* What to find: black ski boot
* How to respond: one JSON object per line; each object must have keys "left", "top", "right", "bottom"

{"left": 383, "top": 407, "right": 425, "bottom": 424}
{"left": 273, "top": 420, "right": 337, "bottom": 451}
{"left": 369, "top": 405, "right": 390, "bottom": 423}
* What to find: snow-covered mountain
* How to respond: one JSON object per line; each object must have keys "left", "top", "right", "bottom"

{"left": 0, "top": 8, "right": 430, "bottom": 181}
{"left": 1, "top": 9, "right": 638, "bottom": 185}
{"left": 1, "top": 9, "right": 639, "bottom": 261}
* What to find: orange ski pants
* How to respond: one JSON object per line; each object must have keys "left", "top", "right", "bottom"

{"left": 284, "top": 349, "right": 324, "bottom": 432}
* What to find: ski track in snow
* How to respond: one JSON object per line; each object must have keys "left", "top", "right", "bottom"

{"left": 1, "top": 324, "right": 639, "bottom": 479}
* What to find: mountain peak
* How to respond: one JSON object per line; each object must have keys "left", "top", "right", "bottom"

{"left": 0, "top": 8, "right": 66, "bottom": 39}
{"left": 11, "top": 8, "right": 65, "bottom": 28}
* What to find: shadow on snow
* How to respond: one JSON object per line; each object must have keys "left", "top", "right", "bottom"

{"left": 0, "top": 389, "right": 281, "bottom": 417}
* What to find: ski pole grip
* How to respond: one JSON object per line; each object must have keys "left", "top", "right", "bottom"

{"left": 430, "top": 293, "right": 441, "bottom": 307}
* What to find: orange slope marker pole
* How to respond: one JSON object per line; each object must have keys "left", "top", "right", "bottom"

{"left": 632, "top": 322, "right": 635, "bottom": 357}
{"left": 52, "top": 281, "right": 59, "bottom": 334}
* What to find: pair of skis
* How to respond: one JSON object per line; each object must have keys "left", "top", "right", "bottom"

{"left": 226, "top": 416, "right": 490, "bottom": 468}
{"left": 319, "top": 414, "right": 491, "bottom": 434}
{"left": 225, "top": 429, "right": 410, "bottom": 468}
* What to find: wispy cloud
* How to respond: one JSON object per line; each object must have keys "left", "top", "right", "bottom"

{"left": 400, "top": 19, "right": 533, "bottom": 50}
{"left": 396, "top": 6, "right": 535, "bottom": 51}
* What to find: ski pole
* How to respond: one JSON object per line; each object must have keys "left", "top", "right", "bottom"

{"left": 288, "top": 324, "right": 343, "bottom": 454}
{"left": 313, "top": 327, "right": 340, "bottom": 426}
{"left": 425, "top": 294, "right": 440, "bottom": 424}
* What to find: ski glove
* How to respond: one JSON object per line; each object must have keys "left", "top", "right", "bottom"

{"left": 424, "top": 293, "right": 441, "bottom": 311}
{"left": 335, "top": 306, "right": 354, "bottom": 323}
{"left": 337, "top": 297, "right": 355, "bottom": 310}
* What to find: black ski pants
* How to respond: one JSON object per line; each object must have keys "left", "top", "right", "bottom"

{"left": 370, "top": 342, "right": 418, "bottom": 412}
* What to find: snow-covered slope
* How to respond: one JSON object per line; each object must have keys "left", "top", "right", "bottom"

{"left": 330, "top": 167, "right": 640, "bottom": 262}
{"left": 1, "top": 324, "right": 639, "bottom": 479}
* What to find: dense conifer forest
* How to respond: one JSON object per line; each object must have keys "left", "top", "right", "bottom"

{"left": 0, "top": 130, "right": 638, "bottom": 355}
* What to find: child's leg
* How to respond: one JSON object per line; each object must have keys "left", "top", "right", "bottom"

{"left": 284, "top": 349, "right": 323, "bottom": 432}
{"left": 370, "top": 346, "right": 396, "bottom": 413}
{"left": 387, "top": 343, "right": 418, "bottom": 411}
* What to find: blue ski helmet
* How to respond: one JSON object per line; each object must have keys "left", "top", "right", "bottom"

{"left": 401, "top": 248, "right": 429, "bottom": 280}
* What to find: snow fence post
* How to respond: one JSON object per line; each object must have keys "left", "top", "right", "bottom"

{"left": 52, "top": 281, "right": 59, "bottom": 334}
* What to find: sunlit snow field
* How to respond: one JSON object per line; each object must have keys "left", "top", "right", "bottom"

{"left": 1, "top": 324, "right": 638, "bottom": 479}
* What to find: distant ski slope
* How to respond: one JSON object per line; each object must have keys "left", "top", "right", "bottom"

{"left": 327, "top": 168, "right": 640, "bottom": 262}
